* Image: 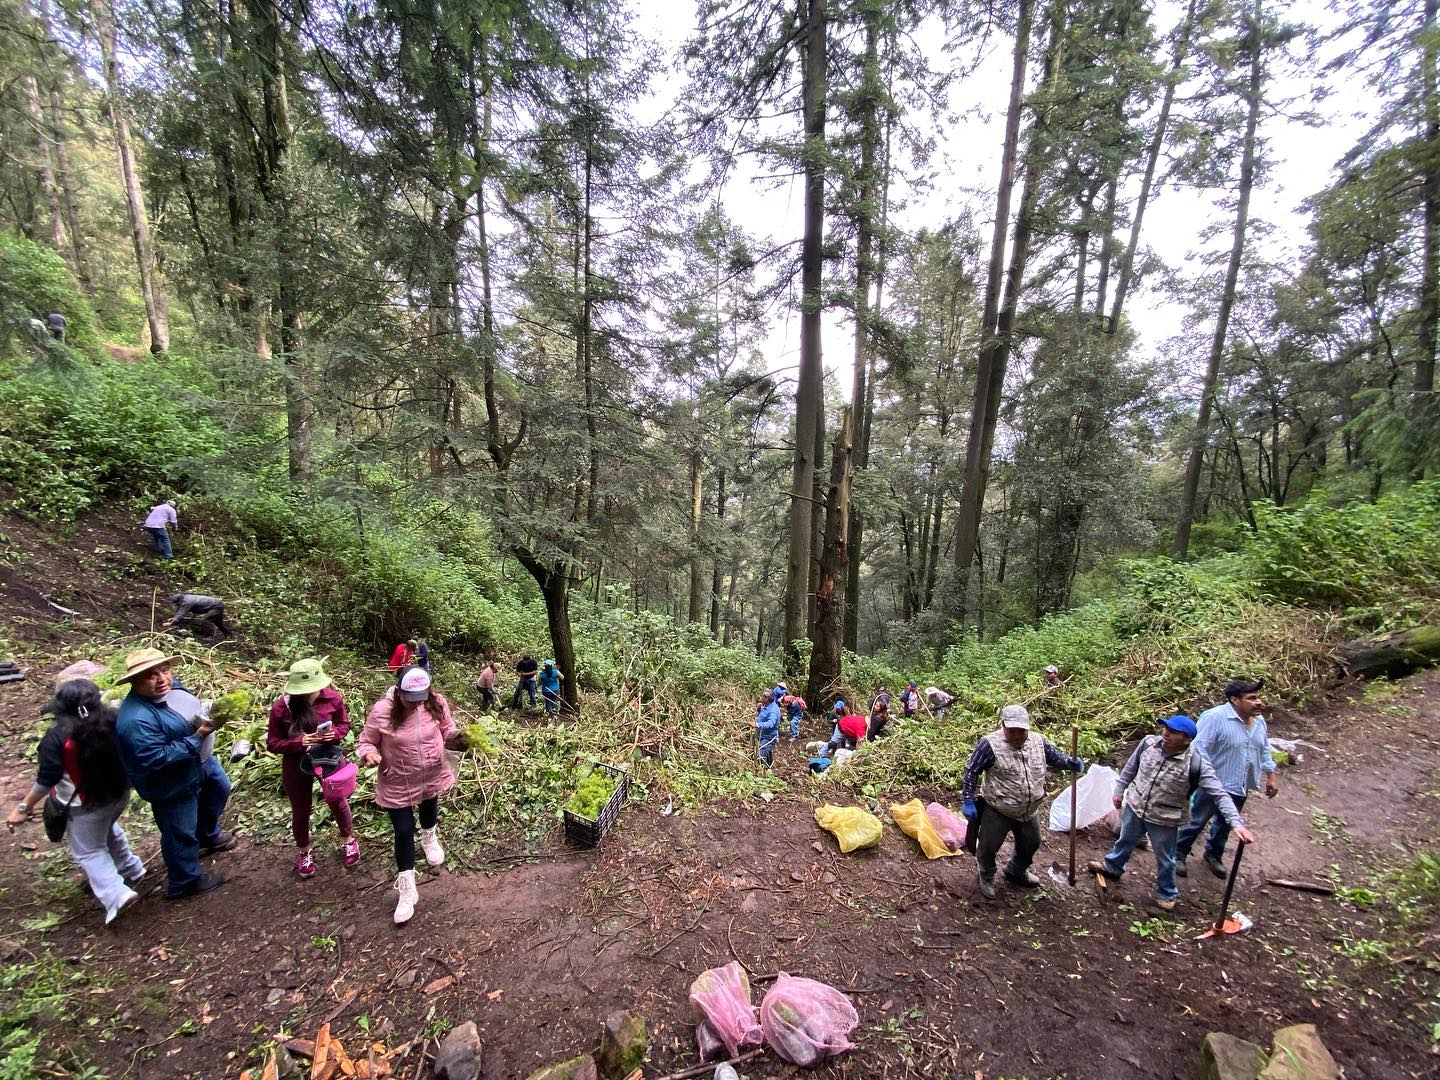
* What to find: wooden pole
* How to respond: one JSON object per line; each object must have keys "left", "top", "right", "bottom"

{"left": 1068, "top": 725, "right": 1079, "bottom": 885}
{"left": 150, "top": 587, "right": 158, "bottom": 633}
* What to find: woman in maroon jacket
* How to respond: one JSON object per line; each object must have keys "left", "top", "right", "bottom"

{"left": 267, "top": 658, "right": 359, "bottom": 877}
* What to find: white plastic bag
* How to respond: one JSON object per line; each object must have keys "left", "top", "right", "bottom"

{"left": 1047, "top": 764, "right": 1120, "bottom": 832}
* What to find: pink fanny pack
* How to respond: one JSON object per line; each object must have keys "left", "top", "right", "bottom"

{"left": 314, "top": 760, "right": 358, "bottom": 802}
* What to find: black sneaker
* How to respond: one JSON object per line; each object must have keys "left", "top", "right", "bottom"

{"left": 200, "top": 832, "right": 237, "bottom": 855}
{"left": 1175, "top": 860, "right": 1188, "bottom": 878}
{"left": 1004, "top": 869, "right": 1042, "bottom": 888}
{"left": 1205, "top": 855, "right": 1227, "bottom": 878}
{"left": 165, "top": 873, "right": 225, "bottom": 900}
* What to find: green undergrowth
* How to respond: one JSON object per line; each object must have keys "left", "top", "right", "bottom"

{"left": 0, "top": 947, "right": 112, "bottom": 1079}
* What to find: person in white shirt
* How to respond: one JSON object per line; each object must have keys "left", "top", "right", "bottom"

{"left": 143, "top": 499, "right": 177, "bottom": 559}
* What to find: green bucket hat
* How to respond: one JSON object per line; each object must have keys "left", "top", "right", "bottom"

{"left": 283, "top": 658, "right": 331, "bottom": 696}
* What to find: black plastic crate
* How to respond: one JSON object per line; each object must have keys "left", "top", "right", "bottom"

{"left": 562, "top": 762, "right": 629, "bottom": 847}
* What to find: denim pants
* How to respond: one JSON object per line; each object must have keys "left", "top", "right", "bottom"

{"left": 787, "top": 708, "right": 801, "bottom": 739}
{"left": 758, "top": 733, "right": 778, "bottom": 767}
{"left": 146, "top": 527, "right": 173, "bottom": 558}
{"left": 1102, "top": 806, "right": 1180, "bottom": 900}
{"left": 151, "top": 758, "right": 231, "bottom": 895}
{"left": 542, "top": 687, "right": 560, "bottom": 716}
{"left": 66, "top": 794, "right": 145, "bottom": 909}
{"left": 975, "top": 805, "right": 1042, "bottom": 881}
{"left": 511, "top": 675, "right": 537, "bottom": 709}
{"left": 1176, "top": 789, "right": 1247, "bottom": 864}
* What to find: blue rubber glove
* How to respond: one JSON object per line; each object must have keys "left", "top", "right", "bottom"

{"left": 1073, "top": 758, "right": 1087, "bottom": 773}
{"left": 962, "top": 798, "right": 977, "bottom": 821}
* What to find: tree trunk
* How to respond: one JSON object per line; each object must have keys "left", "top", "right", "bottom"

{"left": 1173, "top": 0, "right": 1263, "bottom": 558}
{"left": 1414, "top": 0, "right": 1439, "bottom": 470}
{"left": 37, "top": 0, "right": 94, "bottom": 296}
{"left": 711, "top": 467, "right": 725, "bottom": 635}
{"left": 21, "top": 75, "right": 66, "bottom": 258}
{"left": 950, "top": 0, "right": 1033, "bottom": 614}
{"left": 806, "top": 406, "right": 853, "bottom": 709}
{"left": 844, "top": 5, "right": 882, "bottom": 651}
{"left": 93, "top": 0, "right": 168, "bottom": 353}
{"left": 1107, "top": 0, "right": 1198, "bottom": 335}
{"left": 808, "top": 389, "right": 826, "bottom": 640}
{"left": 784, "top": 0, "right": 828, "bottom": 670}
{"left": 516, "top": 550, "right": 579, "bottom": 711}
{"left": 688, "top": 449, "right": 705, "bottom": 623}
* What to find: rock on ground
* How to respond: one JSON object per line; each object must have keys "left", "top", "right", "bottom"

{"left": 433, "top": 1021, "right": 483, "bottom": 1080}
{"left": 595, "top": 1010, "right": 646, "bottom": 1079}
{"left": 525, "top": 1055, "right": 599, "bottom": 1080}
{"left": 1200, "top": 1032, "right": 1268, "bottom": 1080}
{"left": 1259, "top": 1024, "right": 1341, "bottom": 1080}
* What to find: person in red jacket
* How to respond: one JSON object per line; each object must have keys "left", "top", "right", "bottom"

{"left": 388, "top": 639, "right": 417, "bottom": 671}
{"left": 266, "top": 658, "right": 358, "bottom": 878}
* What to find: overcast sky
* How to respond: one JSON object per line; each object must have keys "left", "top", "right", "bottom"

{"left": 629, "top": 0, "right": 1373, "bottom": 402}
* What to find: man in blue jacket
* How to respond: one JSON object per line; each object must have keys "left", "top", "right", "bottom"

{"left": 114, "top": 649, "right": 234, "bottom": 899}
{"left": 755, "top": 692, "right": 782, "bottom": 768}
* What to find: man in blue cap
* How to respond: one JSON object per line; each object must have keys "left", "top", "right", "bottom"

{"left": 1090, "top": 714, "right": 1253, "bottom": 911}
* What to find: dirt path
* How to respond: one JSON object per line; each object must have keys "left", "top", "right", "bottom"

{"left": 0, "top": 512, "right": 1436, "bottom": 1079}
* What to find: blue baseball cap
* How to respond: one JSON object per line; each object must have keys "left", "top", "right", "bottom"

{"left": 833, "top": 700, "right": 844, "bottom": 711}
{"left": 1160, "top": 714, "right": 1197, "bottom": 738}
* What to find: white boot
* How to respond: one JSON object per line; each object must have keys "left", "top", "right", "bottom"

{"left": 105, "top": 887, "right": 139, "bottom": 926}
{"left": 393, "top": 870, "right": 418, "bottom": 925}
{"left": 419, "top": 827, "right": 445, "bottom": 867}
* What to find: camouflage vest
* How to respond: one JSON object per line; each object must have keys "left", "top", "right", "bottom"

{"left": 1123, "top": 736, "right": 1200, "bottom": 827}
{"left": 980, "top": 729, "right": 1049, "bottom": 821}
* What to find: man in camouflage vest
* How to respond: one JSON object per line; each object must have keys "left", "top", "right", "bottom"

{"left": 961, "top": 704, "right": 1085, "bottom": 899}
{"left": 1090, "top": 714, "right": 1253, "bottom": 911}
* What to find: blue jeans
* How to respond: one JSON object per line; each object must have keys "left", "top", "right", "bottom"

{"left": 758, "top": 736, "right": 777, "bottom": 767}
{"left": 542, "top": 687, "right": 560, "bottom": 716}
{"left": 1177, "top": 789, "right": 1247, "bottom": 864}
{"left": 151, "top": 758, "right": 231, "bottom": 895}
{"left": 788, "top": 707, "right": 802, "bottom": 739}
{"left": 146, "top": 527, "right": 173, "bottom": 558}
{"left": 1101, "top": 806, "right": 1180, "bottom": 901}
{"left": 511, "top": 675, "right": 537, "bottom": 709}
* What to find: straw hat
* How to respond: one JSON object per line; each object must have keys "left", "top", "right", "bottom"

{"left": 115, "top": 648, "right": 178, "bottom": 684}
{"left": 283, "top": 658, "right": 332, "bottom": 696}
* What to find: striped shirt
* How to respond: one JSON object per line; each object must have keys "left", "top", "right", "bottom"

{"left": 1194, "top": 702, "right": 1276, "bottom": 796}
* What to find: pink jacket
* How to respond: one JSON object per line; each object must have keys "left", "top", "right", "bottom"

{"left": 356, "top": 688, "right": 458, "bottom": 809}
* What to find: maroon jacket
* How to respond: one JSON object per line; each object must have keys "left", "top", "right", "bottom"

{"left": 266, "top": 688, "right": 351, "bottom": 759}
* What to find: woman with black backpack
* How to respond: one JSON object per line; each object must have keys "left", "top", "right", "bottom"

{"left": 5, "top": 678, "right": 146, "bottom": 924}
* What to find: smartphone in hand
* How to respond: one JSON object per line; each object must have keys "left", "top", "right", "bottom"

{"left": 316, "top": 720, "right": 334, "bottom": 737}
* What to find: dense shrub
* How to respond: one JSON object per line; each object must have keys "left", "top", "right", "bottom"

{"left": 0, "top": 357, "right": 223, "bottom": 520}
{"left": 0, "top": 231, "right": 101, "bottom": 355}
{"left": 1248, "top": 483, "right": 1440, "bottom": 625}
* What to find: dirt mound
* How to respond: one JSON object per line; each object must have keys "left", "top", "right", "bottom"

{"left": 0, "top": 505, "right": 182, "bottom": 645}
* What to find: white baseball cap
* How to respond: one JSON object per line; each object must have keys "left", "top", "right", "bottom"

{"left": 399, "top": 667, "right": 432, "bottom": 703}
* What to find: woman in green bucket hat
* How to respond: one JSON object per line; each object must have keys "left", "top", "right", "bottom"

{"left": 265, "top": 658, "right": 359, "bottom": 877}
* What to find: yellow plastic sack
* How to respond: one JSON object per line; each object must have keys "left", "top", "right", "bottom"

{"left": 814, "top": 804, "right": 883, "bottom": 853}
{"left": 888, "top": 799, "right": 956, "bottom": 859}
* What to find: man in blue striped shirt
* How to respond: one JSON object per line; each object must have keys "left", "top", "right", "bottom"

{"left": 1177, "top": 677, "right": 1278, "bottom": 878}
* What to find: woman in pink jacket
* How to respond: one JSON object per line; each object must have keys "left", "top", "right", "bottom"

{"left": 357, "top": 665, "right": 465, "bottom": 924}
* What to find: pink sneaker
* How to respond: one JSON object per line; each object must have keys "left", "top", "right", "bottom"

{"left": 341, "top": 837, "right": 360, "bottom": 866}
{"left": 296, "top": 850, "right": 316, "bottom": 878}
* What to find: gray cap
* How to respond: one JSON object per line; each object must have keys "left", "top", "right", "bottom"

{"left": 1000, "top": 704, "right": 1031, "bottom": 730}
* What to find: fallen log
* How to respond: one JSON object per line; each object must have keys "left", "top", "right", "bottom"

{"left": 1334, "top": 624, "right": 1440, "bottom": 681}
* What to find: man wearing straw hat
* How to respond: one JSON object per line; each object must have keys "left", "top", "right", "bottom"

{"left": 114, "top": 649, "right": 234, "bottom": 900}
